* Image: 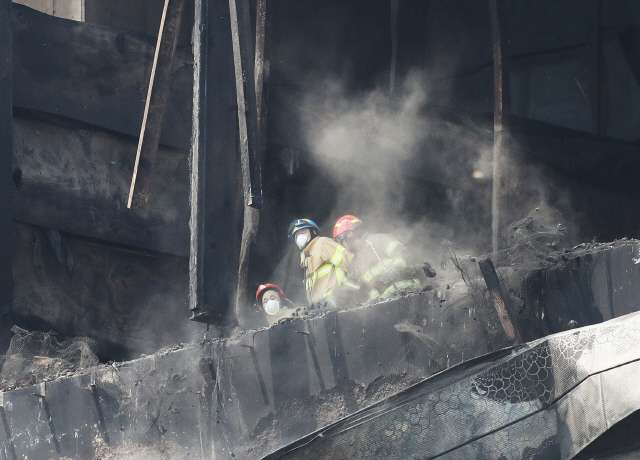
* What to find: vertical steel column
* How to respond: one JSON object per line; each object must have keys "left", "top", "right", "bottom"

{"left": 592, "top": 0, "right": 602, "bottom": 135}
{"left": 488, "top": 0, "right": 509, "bottom": 261}
{"left": 189, "top": 0, "right": 240, "bottom": 324}
{"left": 0, "top": 0, "right": 13, "bottom": 331}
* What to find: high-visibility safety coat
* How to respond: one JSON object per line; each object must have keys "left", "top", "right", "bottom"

{"left": 300, "top": 237, "right": 359, "bottom": 307}
{"left": 346, "top": 233, "right": 421, "bottom": 300}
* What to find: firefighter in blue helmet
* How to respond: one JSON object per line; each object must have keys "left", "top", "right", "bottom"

{"left": 288, "top": 218, "right": 359, "bottom": 308}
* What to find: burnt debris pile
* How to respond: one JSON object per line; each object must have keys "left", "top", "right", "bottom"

{"left": 0, "top": 325, "right": 98, "bottom": 391}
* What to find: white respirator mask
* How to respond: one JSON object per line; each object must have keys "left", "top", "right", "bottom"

{"left": 264, "top": 299, "right": 280, "bottom": 316}
{"left": 295, "top": 233, "right": 309, "bottom": 249}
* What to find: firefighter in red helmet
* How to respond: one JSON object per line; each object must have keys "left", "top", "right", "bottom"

{"left": 255, "top": 284, "right": 296, "bottom": 325}
{"left": 288, "top": 218, "right": 359, "bottom": 308}
{"left": 333, "top": 215, "right": 431, "bottom": 301}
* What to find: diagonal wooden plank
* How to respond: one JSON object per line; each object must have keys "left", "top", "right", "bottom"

{"left": 127, "top": 0, "right": 185, "bottom": 209}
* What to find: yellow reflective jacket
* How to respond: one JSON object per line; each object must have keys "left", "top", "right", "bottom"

{"left": 346, "top": 233, "right": 420, "bottom": 299}
{"left": 300, "top": 237, "right": 356, "bottom": 306}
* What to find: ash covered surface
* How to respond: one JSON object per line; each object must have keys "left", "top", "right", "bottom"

{"left": 93, "top": 440, "right": 192, "bottom": 460}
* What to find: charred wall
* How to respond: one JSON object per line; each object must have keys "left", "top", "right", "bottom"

{"left": 12, "top": 222, "right": 203, "bottom": 361}
{"left": 7, "top": 0, "right": 640, "bottom": 353}
{"left": 9, "top": 4, "right": 199, "bottom": 359}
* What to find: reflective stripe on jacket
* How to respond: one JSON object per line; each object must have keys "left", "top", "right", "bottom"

{"left": 368, "top": 278, "right": 421, "bottom": 299}
{"left": 301, "top": 237, "right": 354, "bottom": 304}
{"left": 346, "top": 233, "right": 418, "bottom": 299}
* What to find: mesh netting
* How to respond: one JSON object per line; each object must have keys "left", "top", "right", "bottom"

{"left": 500, "top": 207, "right": 575, "bottom": 270}
{"left": 0, "top": 326, "right": 99, "bottom": 391}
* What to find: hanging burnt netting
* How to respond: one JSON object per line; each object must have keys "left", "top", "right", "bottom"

{"left": 0, "top": 326, "right": 99, "bottom": 391}
{"left": 499, "top": 207, "right": 576, "bottom": 271}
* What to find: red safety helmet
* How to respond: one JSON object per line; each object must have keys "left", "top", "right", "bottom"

{"left": 255, "top": 284, "right": 286, "bottom": 308}
{"left": 333, "top": 215, "right": 362, "bottom": 242}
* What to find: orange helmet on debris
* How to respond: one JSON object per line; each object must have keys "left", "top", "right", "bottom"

{"left": 255, "top": 284, "right": 286, "bottom": 305}
{"left": 333, "top": 215, "right": 362, "bottom": 242}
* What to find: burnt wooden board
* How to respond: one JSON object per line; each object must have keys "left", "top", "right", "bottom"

{"left": 12, "top": 222, "right": 204, "bottom": 360}
{"left": 12, "top": 3, "right": 193, "bottom": 151}
{"left": 13, "top": 117, "right": 190, "bottom": 256}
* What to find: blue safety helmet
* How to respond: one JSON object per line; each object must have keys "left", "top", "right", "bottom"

{"left": 288, "top": 219, "right": 320, "bottom": 240}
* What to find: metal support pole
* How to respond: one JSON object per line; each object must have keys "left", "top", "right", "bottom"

{"left": 390, "top": 0, "right": 400, "bottom": 95}
{"left": 0, "top": 0, "right": 13, "bottom": 332}
{"left": 489, "top": 0, "right": 509, "bottom": 261}
{"left": 478, "top": 259, "right": 522, "bottom": 345}
{"left": 592, "top": 0, "right": 602, "bottom": 135}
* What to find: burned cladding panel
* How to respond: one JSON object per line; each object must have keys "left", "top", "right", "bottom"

{"left": 264, "top": 312, "right": 640, "bottom": 460}
{"left": 521, "top": 241, "right": 640, "bottom": 333}
{"left": 0, "top": 254, "right": 638, "bottom": 459}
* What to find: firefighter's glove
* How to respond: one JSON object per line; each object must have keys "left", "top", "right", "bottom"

{"left": 422, "top": 262, "right": 437, "bottom": 278}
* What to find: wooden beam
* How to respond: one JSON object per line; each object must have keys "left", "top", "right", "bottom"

{"left": 478, "top": 259, "right": 522, "bottom": 345}
{"left": 488, "top": 0, "right": 509, "bottom": 261}
{"left": 128, "top": 0, "right": 186, "bottom": 209}
{"left": 189, "top": 0, "right": 241, "bottom": 324}
{"left": 255, "top": 0, "right": 268, "bottom": 133}
{"left": 0, "top": 0, "right": 13, "bottom": 335}
{"left": 189, "top": 0, "right": 207, "bottom": 323}
{"left": 236, "top": 0, "right": 271, "bottom": 318}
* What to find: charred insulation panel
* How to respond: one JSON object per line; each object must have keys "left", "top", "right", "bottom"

{"left": 0, "top": 270, "right": 638, "bottom": 459}
{"left": 0, "top": 240, "right": 638, "bottom": 458}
